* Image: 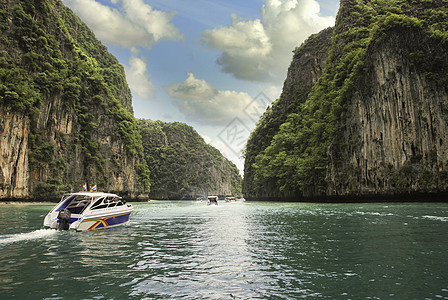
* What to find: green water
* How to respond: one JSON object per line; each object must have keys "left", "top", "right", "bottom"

{"left": 0, "top": 201, "right": 447, "bottom": 299}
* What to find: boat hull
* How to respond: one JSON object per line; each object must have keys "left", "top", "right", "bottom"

{"left": 75, "top": 211, "right": 132, "bottom": 231}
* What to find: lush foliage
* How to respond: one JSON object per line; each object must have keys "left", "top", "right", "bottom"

{"left": 0, "top": 0, "right": 149, "bottom": 196}
{"left": 138, "top": 120, "right": 242, "bottom": 199}
{"left": 243, "top": 28, "right": 335, "bottom": 198}
{"left": 244, "top": 0, "right": 448, "bottom": 199}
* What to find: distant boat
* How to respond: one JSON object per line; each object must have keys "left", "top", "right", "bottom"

{"left": 196, "top": 197, "right": 203, "bottom": 202}
{"left": 225, "top": 197, "right": 237, "bottom": 202}
{"left": 43, "top": 192, "right": 134, "bottom": 231}
{"left": 207, "top": 196, "right": 218, "bottom": 206}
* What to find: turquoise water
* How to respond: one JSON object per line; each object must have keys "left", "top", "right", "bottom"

{"left": 0, "top": 201, "right": 447, "bottom": 299}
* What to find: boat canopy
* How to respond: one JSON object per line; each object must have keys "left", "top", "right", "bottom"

{"left": 53, "top": 192, "right": 124, "bottom": 215}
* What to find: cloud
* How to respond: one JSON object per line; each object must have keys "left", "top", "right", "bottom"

{"left": 201, "top": 0, "right": 335, "bottom": 83}
{"left": 203, "top": 15, "right": 271, "bottom": 58}
{"left": 164, "top": 73, "right": 255, "bottom": 125}
{"left": 165, "top": 73, "right": 217, "bottom": 101}
{"left": 62, "top": 0, "right": 183, "bottom": 49}
{"left": 124, "top": 56, "right": 154, "bottom": 99}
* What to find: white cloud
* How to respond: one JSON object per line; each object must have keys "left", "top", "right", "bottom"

{"left": 124, "top": 56, "right": 155, "bottom": 99}
{"left": 203, "top": 15, "right": 271, "bottom": 58}
{"left": 166, "top": 73, "right": 217, "bottom": 101}
{"left": 164, "top": 73, "right": 255, "bottom": 126}
{"left": 201, "top": 0, "right": 335, "bottom": 83}
{"left": 62, "top": 0, "right": 183, "bottom": 49}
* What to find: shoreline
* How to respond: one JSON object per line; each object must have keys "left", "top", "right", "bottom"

{"left": 1, "top": 198, "right": 448, "bottom": 204}
{"left": 1, "top": 191, "right": 448, "bottom": 204}
{"left": 245, "top": 191, "right": 448, "bottom": 203}
{"left": 0, "top": 201, "right": 55, "bottom": 205}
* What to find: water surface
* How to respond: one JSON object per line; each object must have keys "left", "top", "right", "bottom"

{"left": 0, "top": 201, "right": 447, "bottom": 299}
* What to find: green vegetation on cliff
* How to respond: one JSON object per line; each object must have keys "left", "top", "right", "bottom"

{"left": 243, "top": 27, "right": 333, "bottom": 198}
{"left": 0, "top": 0, "right": 240, "bottom": 200}
{"left": 244, "top": 0, "right": 448, "bottom": 199}
{"left": 138, "top": 120, "right": 242, "bottom": 199}
{"left": 0, "top": 0, "right": 150, "bottom": 197}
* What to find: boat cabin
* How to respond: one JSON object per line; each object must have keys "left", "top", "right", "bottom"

{"left": 56, "top": 192, "right": 126, "bottom": 215}
{"left": 207, "top": 196, "right": 218, "bottom": 206}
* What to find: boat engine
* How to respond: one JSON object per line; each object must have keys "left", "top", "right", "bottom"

{"left": 57, "top": 208, "right": 71, "bottom": 230}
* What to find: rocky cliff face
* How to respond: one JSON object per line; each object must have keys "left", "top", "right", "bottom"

{"left": 244, "top": 0, "right": 448, "bottom": 200}
{"left": 327, "top": 27, "right": 448, "bottom": 195}
{"left": 0, "top": 0, "right": 149, "bottom": 199}
{"left": 281, "top": 27, "right": 333, "bottom": 105}
{"left": 0, "top": 109, "right": 29, "bottom": 198}
{"left": 138, "top": 120, "right": 242, "bottom": 199}
{"left": 243, "top": 27, "right": 333, "bottom": 199}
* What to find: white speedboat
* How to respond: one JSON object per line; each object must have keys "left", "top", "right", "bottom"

{"left": 225, "top": 197, "right": 237, "bottom": 202}
{"left": 207, "top": 196, "right": 218, "bottom": 206}
{"left": 43, "top": 192, "right": 134, "bottom": 231}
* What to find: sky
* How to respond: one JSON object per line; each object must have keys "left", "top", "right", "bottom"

{"left": 61, "top": 0, "right": 340, "bottom": 174}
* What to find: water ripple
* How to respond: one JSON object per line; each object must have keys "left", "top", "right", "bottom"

{"left": 1, "top": 201, "right": 448, "bottom": 299}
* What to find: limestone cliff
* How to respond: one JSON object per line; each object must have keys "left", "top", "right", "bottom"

{"left": 138, "top": 120, "right": 242, "bottom": 199}
{"left": 244, "top": 0, "right": 448, "bottom": 200}
{"left": 327, "top": 20, "right": 448, "bottom": 196}
{"left": 0, "top": 0, "right": 150, "bottom": 199}
{"left": 0, "top": 109, "right": 29, "bottom": 197}
{"left": 243, "top": 27, "right": 333, "bottom": 199}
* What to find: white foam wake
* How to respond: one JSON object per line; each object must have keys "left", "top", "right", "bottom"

{"left": 422, "top": 215, "right": 448, "bottom": 222}
{"left": 0, "top": 229, "right": 57, "bottom": 246}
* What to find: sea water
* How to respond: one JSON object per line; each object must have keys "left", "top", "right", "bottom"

{"left": 0, "top": 201, "right": 447, "bottom": 299}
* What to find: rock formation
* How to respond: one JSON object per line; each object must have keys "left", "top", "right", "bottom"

{"left": 243, "top": 27, "right": 333, "bottom": 199}
{"left": 327, "top": 22, "right": 448, "bottom": 196}
{"left": 138, "top": 120, "right": 242, "bottom": 199}
{"left": 0, "top": 0, "right": 242, "bottom": 201}
{"left": 0, "top": 0, "right": 150, "bottom": 199}
{"left": 243, "top": 0, "right": 448, "bottom": 200}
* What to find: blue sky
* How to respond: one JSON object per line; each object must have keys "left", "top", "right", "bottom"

{"left": 62, "top": 0, "right": 340, "bottom": 174}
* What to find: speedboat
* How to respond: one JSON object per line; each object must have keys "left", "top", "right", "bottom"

{"left": 225, "top": 197, "right": 237, "bottom": 202}
{"left": 43, "top": 192, "right": 134, "bottom": 231}
{"left": 207, "top": 196, "right": 218, "bottom": 206}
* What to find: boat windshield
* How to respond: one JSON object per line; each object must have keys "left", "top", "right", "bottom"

{"left": 90, "top": 196, "right": 125, "bottom": 210}
{"left": 207, "top": 196, "right": 218, "bottom": 203}
{"left": 64, "top": 195, "right": 92, "bottom": 214}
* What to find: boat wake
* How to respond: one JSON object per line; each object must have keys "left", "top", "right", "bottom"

{"left": 422, "top": 215, "right": 448, "bottom": 222}
{"left": 0, "top": 229, "right": 57, "bottom": 246}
